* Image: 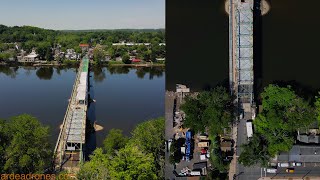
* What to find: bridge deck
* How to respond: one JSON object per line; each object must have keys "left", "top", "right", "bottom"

{"left": 229, "top": 1, "right": 255, "bottom": 179}
{"left": 54, "top": 57, "right": 89, "bottom": 171}
{"left": 229, "top": 0, "right": 254, "bottom": 105}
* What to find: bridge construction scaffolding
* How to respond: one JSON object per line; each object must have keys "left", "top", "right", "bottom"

{"left": 54, "top": 57, "right": 90, "bottom": 172}
{"left": 229, "top": 0, "right": 254, "bottom": 110}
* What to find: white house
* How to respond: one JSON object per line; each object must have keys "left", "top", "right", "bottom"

{"left": 156, "top": 57, "right": 165, "bottom": 61}
{"left": 18, "top": 49, "right": 38, "bottom": 62}
{"left": 65, "top": 49, "right": 78, "bottom": 60}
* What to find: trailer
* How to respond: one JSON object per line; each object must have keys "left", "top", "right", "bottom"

{"left": 246, "top": 120, "right": 253, "bottom": 138}
{"left": 185, "top": 131, "right": 192, "bottom": 161}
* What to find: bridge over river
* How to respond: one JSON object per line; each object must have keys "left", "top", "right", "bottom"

{"left": 53, "top": 57, "right": 90, "bottom": 172}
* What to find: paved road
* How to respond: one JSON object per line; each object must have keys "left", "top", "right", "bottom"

{"left": 266, "top": 166, "right": 320, "bottom": 178}
{"left": 165, "top": 91, "right": 176, "bottom": 180}
{"left": 235, "top": 112, "right": 320, "bottom": 180}
{"left": 235, "top": 111, "right": 262, "bottom": 180}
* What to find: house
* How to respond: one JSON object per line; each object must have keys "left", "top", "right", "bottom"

{"left": 79, "top": 44, "right": 89, "bottom": 52}
{"left": 17, "top": 49, "right": 27, "bottom": 62}
{"left": 103, "top": 55, "right": 111, "bottom": 62}
{"left": 192, "top": 162, "right": 207, "bottom": 176}
{"left": 19, "top": 49, "right": 38, "bottom": 62}
{"left": 112, "top": 42, "right": 151, "bottom": 46}
{"left": 220, "top": 141, "right": 232, "bottom": 152}
{"left": 112, "top": 41, "right": 126, "bottom": 46}
{"left": 65, "top": 49, "right": 78, "bottom": 60}
{"left": 297, "top": 122, "right": 320, "bottom": 144}
{"left": 129, "top": 56, "right": 136, "bottom": 60}
{"left": 131, "top": 58, "right": 141, "bottom": 63}
{"left": 115, "top": 56, "right": 122, "bottom": 62}
{"left": 176, "top": 84, "right": 190, "bottom": 93}
{"left": 156, "top": 57, "right": 165, "bottom": 61}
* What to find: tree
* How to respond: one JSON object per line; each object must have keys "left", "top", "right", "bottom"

{"left": 181, "top": 87, "right": 234, "bottom": 135}
{"left": 77, "top": 148, "right": 110, "bottom": 180}
{"left": 103, "top": 129, "right": 128, "bottom": 155}
{"left": 239, "top": 84, "right": 316, "bottom": 166}
{"left": 314, "top": 92, "right": 320, "bottom": 125}
{"left": 3, "top": 114, "right": 52, "bottom": 173}
{"left": 257, "top": 85, "right": 315, "bottom": 155}
{"left": 238, "top": 133, "right": 270, "bottom": 167}
{"left": 107, "top": 47, "right": 115, "bottom": 59}
{"left": 0, "top": 119, "right": 9, "bottom": 173}
{"left": 122, "top": 54, "right": 131, "bottom": 64}
{"left": 36, "top": 42, "right": 50, "bottom": 59}
{"left": 93, "top": 44, "right": 106, "bottom": 64}
{"left": 130, "top": 117, "right": 165, "bottom": 178}
{"left": 108, "top": 145, "right": 157, "bottom": 180}
{"left": 45, "top": 47, "right": 53, "bottom": 61}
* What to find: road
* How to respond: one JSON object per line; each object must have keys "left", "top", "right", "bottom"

{"left": 235, "top": 111, "right": 320, "bottom": 180}
{"left": 165, "top": 91, "right": 176, "bottom": 180}
{"left": 234, "top": 111, "right": 262, "bottom": 180}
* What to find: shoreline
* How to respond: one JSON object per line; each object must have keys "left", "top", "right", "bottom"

{"left": 0, "top": 62, "right": 165, "bottom": 68}
{"left": 108, "top": 63, "right": 165, "bottom": 67}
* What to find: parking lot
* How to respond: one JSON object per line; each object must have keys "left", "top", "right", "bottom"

{"left": 165, "top": 91, "right": 210, "bottom": 179}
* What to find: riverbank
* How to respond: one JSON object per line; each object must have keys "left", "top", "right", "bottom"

{"left": 1, "top": 61, "right": 165, "bottom": 68}
{"left": 109, "top": 63, "right": 165, "bottom": 67}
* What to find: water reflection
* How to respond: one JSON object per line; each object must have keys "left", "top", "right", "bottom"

{"left": 0, "top": 66, "right": 19, "bottom": 78}
{"left": 36, "top": 67, "right": 54, "bottom": 80}
{"left": 92, "top": 66, "right": 106, "bottom": 83}
{"left": 107, "top": 66, "right": 130, "bottom": 75}
{"left": 136, "top": 67, "right": 165, "bottom": 80}
{"left": 22, "top": 66, "right": 36, "bottom": 76}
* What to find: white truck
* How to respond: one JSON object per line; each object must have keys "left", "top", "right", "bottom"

{"left": 246, "top": 120, "right": 253, "bottom": 138}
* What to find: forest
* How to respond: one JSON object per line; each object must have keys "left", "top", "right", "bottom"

{"left": 0, "top": 25, "right": 165, "bottom": 62}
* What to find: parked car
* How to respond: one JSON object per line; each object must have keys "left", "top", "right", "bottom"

{"left": 266, "top": 168, "right": 277, "bottom": 173}
{"left": 278, "top": 162, "right": 289, "bottom": 167}
{"left": 296, "top": 162, "right": 302, "bottom": 167}
{"left": 167, "top": 139, "right": 173, "bottom": 152}
{"left": 286, "top": 168, "right": 294, "bottom": 173}
{"left": 291, "top": 162, "right": 302, "bottom": 167}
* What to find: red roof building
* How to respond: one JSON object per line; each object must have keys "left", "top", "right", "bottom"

{"left": 131, "top": 58, "right": 141, "bottom": 63}
{"left": 79, "top": 44, "right": 89, "bottom": 47}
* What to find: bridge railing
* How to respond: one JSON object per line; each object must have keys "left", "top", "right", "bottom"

{"left": 53, "top": 61, "right": 84, "bottom": 169}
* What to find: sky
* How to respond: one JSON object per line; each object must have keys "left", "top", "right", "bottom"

{"left": 0, "top": 0, "right": 165, "bottom": 30}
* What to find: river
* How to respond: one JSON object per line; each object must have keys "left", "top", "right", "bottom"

{"left": 167, "top": 0, "right": 320, "bottom": 99}
{"left": 0, "top": 65, "right": 165, "bottom": 147}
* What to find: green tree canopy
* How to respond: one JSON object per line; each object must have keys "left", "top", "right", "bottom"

{"left": 109, "top": 145, "right": 157, "bottom": 180}
{"left": 238, "top": 133, "right": 270, "bottom": 167}
{"left": 130, "top": 117, "right": 165, "bottom": 178}
{"left": 122, "top": 54, "right": 131, "bottom": 64}
{"left": 2, "top": 114, "right": 51, "bottom": 173}
{"left": 78, "top": 117, "right": 165, "bottom": 179}
{"left": 78, "top": 148, "right": 110, "bottom": 180}
{"left": 181, "top": 86, "right": 234, "bottom": 135}
{"left": 103, "top": 129, "right": 128, "bottom": 155}
{"left": 239, "top": 84, "right": 316, "bottom": 166}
